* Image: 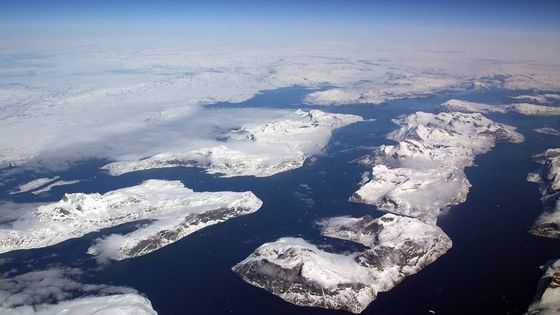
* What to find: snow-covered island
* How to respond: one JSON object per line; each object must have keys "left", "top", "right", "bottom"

{"left": 441, "top": 99, "right": 560, "bottom": 116}
{"left": 102, "top": 109, "right": 363, "bottom": 177}
{"left": 9, "top": 177, "right": 59, "bottom": 194}
{"left": 8, "top": 177, "right": 80, "bottom": 195}
{"left": 350, "top": 111, "right": 524, "bottom": 222}
{"left": 511, "top": 94, "right": 560, "bottom": 104}
{"left": 233, "top": 214, "right": 451, "bottom": 313}
{"left": 527, "top": 148, "right": 560, "bottom": 239}
{"left": 0, "top": 180, "right": 262, "bottom": 261}
{"left": 535, "top": 128, "right": 560, "bottom": 137}
{"left": 527, "top": 259, "right": 560, "bottom": 315}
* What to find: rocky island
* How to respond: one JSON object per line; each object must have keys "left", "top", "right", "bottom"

{"left": 0, "top": 179, "right": 262, "bottom": 260}
{"left": 351, "top": 111, "right": 524, "bottom": 222}
{"left": 233, "top": 214, "right": 451, "bottom": 313}
{"left": 441, "top": 99, "right": 560, "bottom": 116}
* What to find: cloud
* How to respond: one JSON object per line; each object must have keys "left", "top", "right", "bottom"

{"left": 0, "top": 268, "right": 156, "bottom": 315}
{"left": 0, "top": 40, "right": 559, "bottom": 176}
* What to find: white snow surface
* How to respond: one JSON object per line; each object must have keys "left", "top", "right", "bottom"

{"left": 0, "top": 268, "right": 156, "bottom": 315}
{"left": 0, "top": 180, "right": 262, "bottom": 260}
{"left": 441, "top": 99, "right": 560, "bottom": 116}
{"left": 102, "top": 109, "right": 362, "bottom": 177}
{"left": 351, "top": 111, "right": 524, "bottom": 222}
{"left": 233, "top": 214, "right": 451, "bottom": 313}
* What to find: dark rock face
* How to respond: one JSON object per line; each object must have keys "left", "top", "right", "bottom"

{"left": 530, "top": 222, "right": 560, "bottom": 239}
{"left": 124, "top": 207, "right": 256, "bottom": 259}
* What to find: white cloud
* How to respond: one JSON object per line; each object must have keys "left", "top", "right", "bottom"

{"left": 0, "top": 268, "right": 156, "bottom": 315}
{"left": 0, "top": 40, "right": 559, "bottom": 173}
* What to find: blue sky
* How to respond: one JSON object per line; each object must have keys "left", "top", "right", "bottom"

{"left": 1, "top": 0, "right": 559, "bottom": 42}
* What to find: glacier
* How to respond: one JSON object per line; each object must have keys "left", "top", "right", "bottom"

{"left": 102, "top": 109, "right": 363, "bottom": 177}
{"left": 527, "top": 148, "right": 560, "bottom": 239}
{"left": 0, "top": 180, "right": 262, "bottom": 261}
{"left": 233, "top": 214, "right": 451, "bottom": 313}
{"left": 350, "top": 111, "right": 524, "bottom": 222}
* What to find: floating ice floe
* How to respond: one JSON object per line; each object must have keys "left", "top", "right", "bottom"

{"left": 102, "top": 109, "right": 363, "bottom": 177}
{"left": 350, "top": 111, "right": 524, "bottom": 222}
{"left": 527, "top": 148, "right": 560, "bottom": 239}
{"left": 233, "top": 214, "right": 451, "bottom": 314}
{"left": 0, "top": 180, "right": 262, "bottom": 261}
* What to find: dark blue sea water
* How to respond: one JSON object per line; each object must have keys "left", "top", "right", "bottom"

{"left": 1, "top": 88, "right": 559, "bottom": 314}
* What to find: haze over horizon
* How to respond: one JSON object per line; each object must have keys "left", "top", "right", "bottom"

{"left": 2, "top": 1, "right": 559, "bottom": 51}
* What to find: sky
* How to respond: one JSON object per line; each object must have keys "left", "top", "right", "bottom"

{"left": 1, "top": 0, "right": 560, "bottom": 40}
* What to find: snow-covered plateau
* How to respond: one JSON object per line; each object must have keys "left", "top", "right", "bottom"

{"left": 0, "top": 180, "right": 262, "bottom": 261}
{"left": 527, "top": 149, "right": 560, "bottom": 239}
{"left": 527, "top": 259, "right": 560, "bottom": 315}
{"left": 233, "top": 214, "right": 451, "bottom": 313}
{"left": 102, "top": 109, "right": 363, "bottom": 177}
{"left": 441, "top": 99, "right": 560, "bottom": 116}
{"left": 350, "top": 111, "right": 524, "bottom": 222}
